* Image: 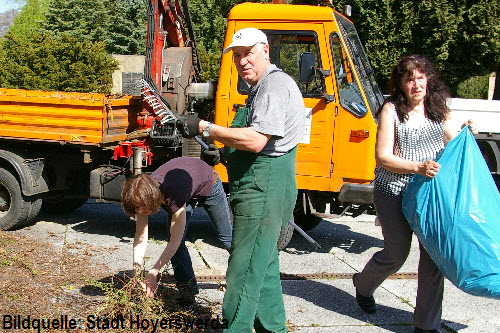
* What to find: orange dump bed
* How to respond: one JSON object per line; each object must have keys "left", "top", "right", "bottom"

{"left": 0, "top": 88, "right": 140, "bottom": 146}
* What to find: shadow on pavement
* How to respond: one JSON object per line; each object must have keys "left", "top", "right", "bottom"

{"left": 38, "top": 202, "right": 228, "bottom": 249}
{"left": 36, "top": 201, "right": 136, "bottom": 241}
{"left": 37, "top": 201, "right": 382, "bottom": 255}
{"left": 285, "top": 219, "right": 384, "bottom": 255}
{"left": 282, "top": 279, "right": 466, "bottom": 332}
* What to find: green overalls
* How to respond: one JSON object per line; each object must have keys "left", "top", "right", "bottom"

{"left": 222, "top": 104, "right": 297, "bottom": 333}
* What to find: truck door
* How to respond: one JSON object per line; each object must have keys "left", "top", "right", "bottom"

{"left": 227, "top": 24, "right": 339, "bottom": 185}
{"left": 328, "top": 14, "right": 382, "bottom": 188}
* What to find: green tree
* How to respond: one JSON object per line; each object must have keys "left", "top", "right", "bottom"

{"left": 8, "top": 0, "right": 49, "bottom": 40}
{"left": 331, "top": 0, "right": 499, "bottom": 96}
{"left": 42, "top": 0, "right": 107, "bottom": 41}
{"left": 0, "top": 31, "right": 118, "bottom": 93}
{"left": 41, "top": 0, "right": 146, "bottom": 55}
{"left": 104, "top": 0, "right": 146, "bottom": 55}
{"left": 457, "top": 74, "right": 490, "bottom": 99}
{"left": 188, "top": 0, "right": 228, "bottom": 81}
{"left": 446, "top": 0, "right": 499, "bottom": 91}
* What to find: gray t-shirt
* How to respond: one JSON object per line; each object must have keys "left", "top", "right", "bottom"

{"left": 247, "top": 65, "right": 305, "bottom": 156}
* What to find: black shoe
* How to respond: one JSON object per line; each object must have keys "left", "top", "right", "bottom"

{"left": 176, "top": 281, "right": 198, "bottom": 307}
{"left": 176, "top": 291, "right": 196, "bottom": 307}
{"left": 353, "top": 273, "right": 376, "bottom": 314}
{"left": 414, "top": 328, "right": 441, "bottom": 333}
{"left": 355, "top": 290, "right": 377, "bottom": 314}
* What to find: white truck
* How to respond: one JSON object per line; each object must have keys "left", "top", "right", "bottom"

{"left": 448, "top": 98, "right": 500, "bottom": 188}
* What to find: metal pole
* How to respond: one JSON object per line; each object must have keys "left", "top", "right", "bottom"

{"left": 194, "top": 135, "right": 209, "bottom": 150}
{"left": 289, "top": 219, "right": 322, "bottom": 249}
{"left": 132, "top": 147, "right": 145, "bottom": 175}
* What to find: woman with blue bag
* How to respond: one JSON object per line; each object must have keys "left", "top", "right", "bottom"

{"left": 352, "top": 55, "right": 476, "bottom": 333}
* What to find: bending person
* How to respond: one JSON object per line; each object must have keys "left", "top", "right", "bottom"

{"left": 121, "top": 156, "right": 232, "bottom": 305}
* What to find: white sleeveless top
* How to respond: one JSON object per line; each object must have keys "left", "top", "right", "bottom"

{"left": 375, "top": 103, "right": 444, "bottom": 196}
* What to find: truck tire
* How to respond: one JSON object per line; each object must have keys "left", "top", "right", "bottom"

{"left": 277, "top": 220, "right": 295, "bottom": 251}
{"left": 0, "top": 168, "right": 40, "bottom": 230}
{"left": 41, "top": 196, "right": 88, "bottom": 214}
{"left": 23, "top": 198, "right": 42, "bottom": 227}
{"left": 14, "top": 195, "right": 43, "bottom": 228}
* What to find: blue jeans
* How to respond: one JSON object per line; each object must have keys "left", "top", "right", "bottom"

{"left": 169, "top": 175, "right": 232, "bottom": 293}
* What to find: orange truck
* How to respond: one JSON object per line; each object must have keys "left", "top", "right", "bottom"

{"left": 0, "top": 89, "right": 142, "bottom": 229}
{"left": 0, "top": 1, "right": 384, "bottom": 246}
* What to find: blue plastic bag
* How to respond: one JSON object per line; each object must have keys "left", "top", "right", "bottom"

{"left": 403, "top": 127, "right": 500, "bottom": 299}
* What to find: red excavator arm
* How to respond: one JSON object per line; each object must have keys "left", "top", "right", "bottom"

{"left": 114, "top": 0, "right": 204, "bottom": 167}
{"left": 145, "top": 0, "right": 201, "bottom": 94}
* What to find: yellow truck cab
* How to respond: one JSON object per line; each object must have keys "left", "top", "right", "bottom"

{"left": 213, "top": 3, "right": 384, "bottom": 230}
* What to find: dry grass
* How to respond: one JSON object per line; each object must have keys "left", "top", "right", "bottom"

{"left": 0, "top": 231, "right": 224, "bottom": 332}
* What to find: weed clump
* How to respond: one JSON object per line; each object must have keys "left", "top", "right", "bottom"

{"left": 85, "top": 273, "right": 222, "bottom": 332}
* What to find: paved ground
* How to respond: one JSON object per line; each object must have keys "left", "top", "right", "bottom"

{"left": 14, "top": 200, "right": 499, "bottom": 332}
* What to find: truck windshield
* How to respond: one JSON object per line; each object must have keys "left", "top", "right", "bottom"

{"left": 237, "top": 30, "right": 324, "bottom": 98}
{"left": 334, "top": 13, "right": 384, "bottom": 117}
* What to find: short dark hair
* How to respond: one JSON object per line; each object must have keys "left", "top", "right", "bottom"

{"left": 121, "top": 173, "right": 162, "bottom": 217}
{"left": 380, "top": 54, "right": 450, "bottom": 123}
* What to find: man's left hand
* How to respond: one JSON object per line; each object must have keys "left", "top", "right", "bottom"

{"left": 200, "top": 143, "right": 222, "bottom": 166}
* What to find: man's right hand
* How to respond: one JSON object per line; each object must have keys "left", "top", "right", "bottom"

{"left": 177, "top": 114, "right": 201, "bottom": 138}
{"left": 200, "top": 144, "right": 222, "bottom": 166}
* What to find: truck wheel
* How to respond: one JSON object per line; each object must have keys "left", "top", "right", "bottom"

{"left": 0, "top": 168, "right": 37, "bottom": 230}
{"left": 41, "top": 196, "right": 88, "bottom": 214}
{"left": 277, "top": 220, "right": 295, "bottom": 251}
{"left": 23, "top": 198, "right": 42, "bottom": 227}
{"left": 293, "top": 209, "right": 322, "bottom": 231}
{"left": 14, "top": 195, "right": 42, "bottom": 228}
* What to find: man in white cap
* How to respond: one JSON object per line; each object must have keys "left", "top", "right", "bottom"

{"left": 178, "top": 27, "right": 305, "bottom": 332}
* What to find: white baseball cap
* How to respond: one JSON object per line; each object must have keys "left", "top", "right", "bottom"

{"left": 223, "top": 28, "right": 268, "bottom": 54}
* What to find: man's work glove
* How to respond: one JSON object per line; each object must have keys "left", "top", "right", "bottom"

{"left": 200, "top": 144, "right": 222, "bottom": 166}
{"left": 176, "top": 114, "right": 201, "bottom": 138}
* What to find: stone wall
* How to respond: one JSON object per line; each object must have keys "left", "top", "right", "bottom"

{"left": 111, "top": 55, "right": 145, "bottom": 95}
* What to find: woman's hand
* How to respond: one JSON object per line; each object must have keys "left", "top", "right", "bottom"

{"left": 462, "top": 119, "right": 478, "bottom": 135}
{"left": 139, "top": 272, "right": 158, "bottom": 297}
{"left": 417, "top": 160, "right": 441, "bottom": 178}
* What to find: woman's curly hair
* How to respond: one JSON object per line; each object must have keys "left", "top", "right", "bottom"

{"left": 378, "top": 55, "right": 450, "bottom": 123}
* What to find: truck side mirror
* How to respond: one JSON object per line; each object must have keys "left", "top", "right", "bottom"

{"left": 299, "top": 52, "right": 316, "bottom": 84}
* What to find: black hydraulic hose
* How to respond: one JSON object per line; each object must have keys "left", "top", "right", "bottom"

{"left": 144, "top": 0, "right": 154, "bottom": 84}
{"left": 143, "top": 0, "right": 172, "bottom": 111}
{"left": 180, "top": 0, "right": 202, "bottom": 78}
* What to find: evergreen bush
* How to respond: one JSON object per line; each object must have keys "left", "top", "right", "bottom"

{"left": 0, "top": 31, "right": 118, "bottom": 93}
{"left": 456, "top": 74, "right": 490, "bottom": 99}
